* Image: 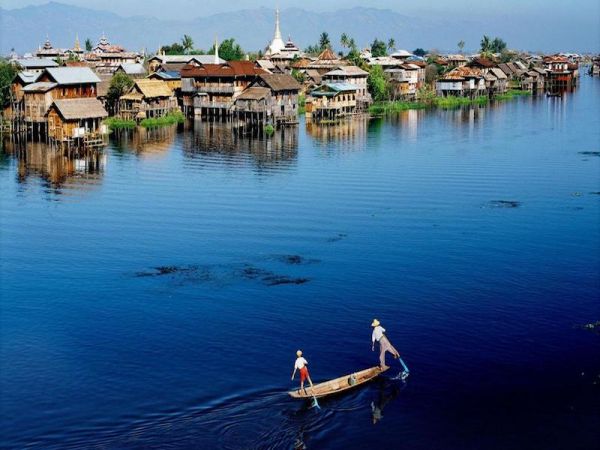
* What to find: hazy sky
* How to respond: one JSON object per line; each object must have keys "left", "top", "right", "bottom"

{"left": 3, "top": 0, "right": 599, "bottom": 22}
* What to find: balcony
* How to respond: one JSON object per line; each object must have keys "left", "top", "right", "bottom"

{"left": 197, "top": 85, "right": 236, "bottom": 94}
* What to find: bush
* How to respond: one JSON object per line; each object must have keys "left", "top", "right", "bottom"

{"left": 140, "top": 110, "right": 184, "bottom": 128}
{"left": 263, "top": 124, "right": 275, "bottom": 135}
{"left": 104, "top": 117, "right": 136, "bottom": 130}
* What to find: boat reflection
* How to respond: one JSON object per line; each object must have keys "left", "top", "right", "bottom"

{"left": 2, "top": 140, "right": 105, "bottom": 193}
{"left": 181, "top": 120, "right": 298, "bottom": 169}
{"left": 370, "top": 378, "right": 403, "bottom": 425}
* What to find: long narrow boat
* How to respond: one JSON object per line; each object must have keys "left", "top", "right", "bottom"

{"left": 288, "top": 366, "right": 388, "bottom": 399}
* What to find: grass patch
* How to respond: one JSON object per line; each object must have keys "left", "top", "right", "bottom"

{"left": 104, "top": 117, "right": 136, "bottom": 130}
{"left": 369, "top": 101, "right": 428, "bottom": 115}
{"left": 298, "top": 94, "right": 306, "bottom": 115}
{"left": 264, "top": 124, "right": 275, "bottom": 135}
{"left": 140, "top": 111, "right": 185, "bottom": 128}
{"left": 433, "top": 95, "right": 489, "bottom": 109}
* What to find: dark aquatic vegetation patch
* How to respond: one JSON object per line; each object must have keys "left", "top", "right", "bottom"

{"left": 485, "top": 200, "right": 521, "bottom": 209}
{"left": 576, "top": 321, "right": 600, "bottom": 336}
{"left": 270, "top": 254, "right": 320, "bottom": 265}
{"left": 135, "top": 265, "right": 196, "bottom": 277}
{"left": 326, "top": 233, "right": 348, "bottom": 243}
{"left": 262, "top": 275, "right": 310, "bottom": 286}
{"left": 578, "top": 151, "right": 600, "bottom": 157}
{"left": 241, "top": 266, "right": 272, "bottom": 279}
{"left": 589, "top": 192, "right": 600, "bottom": 196}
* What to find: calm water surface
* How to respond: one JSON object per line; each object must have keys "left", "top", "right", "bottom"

{"left": 1, "top": 77, "right": 600, "bottom": 449}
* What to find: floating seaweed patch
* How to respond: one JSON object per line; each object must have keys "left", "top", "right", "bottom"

{"left": 135, "top": 265, "right": 197, "bottom": 277}
{"left": 589, "top": 192, "right": 600, "bottom": 196}
{"left": 326, "top": 233, "right": 348, "bottom": 243}
{"left": 578, "top": 151, "right": 600, "bottom": 157}
{"left": 262, "top": 275, "right": 310, "bottom": 286}
{"left": 575, "top": 321, "right": 600, "bottom": 336}
{"left": 484, "top": 200, "right": 521, "bottom": 209}
{"left": 270, "top": 254, "right": 320, "bottom": 265}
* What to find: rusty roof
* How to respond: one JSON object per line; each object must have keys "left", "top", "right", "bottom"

{"left": 181, "top": 61, "right": 265, "bottom": 78}
{"left": 469, "top": 57, "right": 495, "bottom": 68}
{"left": 442, "top": 66, "right": 484, "bottom": 80}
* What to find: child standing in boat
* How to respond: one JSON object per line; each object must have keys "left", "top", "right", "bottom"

{"left": 291, "top": 350, "right": 314, "bottom": 394}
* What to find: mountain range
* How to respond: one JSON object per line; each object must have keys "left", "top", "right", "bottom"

{"left": 1, "top": 2, "right": 597, "bottom": 55}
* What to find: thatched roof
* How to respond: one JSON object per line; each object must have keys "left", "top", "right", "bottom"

{"left": 317, "top": 48, "right": 338, "bottom": 61}
{"left": 236, "top": 87, "right": 270, "bottom": 101}
{"left": 22, "top": 82, "right": 57, "bottom": 92}
{"left": 130, "top": 79, "right": 172, "bottom": 98}
{"left": 50, "top": 98, "right": 108, "bottom": 120}
{"left": 258, "top": 74, "right": 301, "bottom": 92}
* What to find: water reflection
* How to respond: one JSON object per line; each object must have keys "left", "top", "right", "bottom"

{"left": 181, "top": 120, "right": 298, "bottom": 169}
{"left": 110, "top": 125, "right": 177, "bottom": 158}
{"left": 370, "top": 379, "right": 403, "bottom": 425}
{"left": 305, "top": 117, "right": 369, "bottom": 147}
{"left": 2, "top": 140, "right": 105, "bottom": 194}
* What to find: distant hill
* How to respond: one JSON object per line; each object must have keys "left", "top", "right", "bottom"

{"left": 0, "top": 2, "right": 597, "bottom": 55}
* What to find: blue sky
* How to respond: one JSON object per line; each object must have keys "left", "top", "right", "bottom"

{"left": 4, "top": 0, "right": 599, "bottom": 22}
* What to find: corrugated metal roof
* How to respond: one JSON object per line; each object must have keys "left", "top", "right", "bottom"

{"left": 14, "top": 58, "right": 58, "bottom": 68}
{"left": 323, "top": 66, "right": 368, "bottom": 77}
{"left": 50, "top": 98, "right": 108, "bottom": 120}
{"left": 22, "top": 82, "right": 57, "bottom": 92}
{"left": 490, "top": 67, "right": 507, "bottom": 79}
{"left": 118, "top": 63, "right": 146, "bottom": 75}
{"left": 16, "top": 71, "right": 41, "bottom": 84}
{"left": 149, "top": 71, "right": 181, "bottom": 80}
{"left": 150, "top": 55, "right": 226, "bottom": 64}
{"left": 45, "top": 67, "right": 101, "bottom": 85}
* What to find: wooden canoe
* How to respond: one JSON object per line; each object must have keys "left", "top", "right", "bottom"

{"left": 288, "top": 366, "right": 388, "bottom": 399}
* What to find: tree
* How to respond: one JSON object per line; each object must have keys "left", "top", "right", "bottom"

{"left": 85, "top": 38, "right": 93, "bottom": 51}
{"left": 340, "top": 33, "right": 350, "bottom": 49}
{"left": 181, "top": 35, "right": 194, "bottom": 54}
{"left": 0, "top": 59, "right": 18, "bottom": 109}
{"left": 387, "top": 38, "right": 396, "bottom": 52}
{"left": 491, "top": 37, "right": 507, "bottom": 53}
{"left": 370, "top": 38, "right": 387, "bottom": 58}
{"left": 367, "top": 65, "right": 388, "bottom": 101}
{"left": 318, "top": 32, "right": 331, "bottom": 51}
{"left": 457, "top": 40, "right": 465, "bottom": 54}
{"left": 208, "top": 38, "right": 244, "bottom": 61}
{"left": 106, "top": 72, "right": 134, "bottom": 115}
{"left": 161, "top": 42, "right": 185, "bottom": 55}
{"left": 291, "top": 68, "right": 305, "bottom": 83}
{"left": 480, "top": 35, "right": 492, "bottom": 53}
{"left": 413, "top": 48, "right": 427, "bottom": 57}
{"left": 425, "top": 63, "right": 439, "bottom": 84}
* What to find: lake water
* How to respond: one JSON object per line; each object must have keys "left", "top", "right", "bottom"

{"left": 1, "top": 77, "right": 599, "bottom": 450}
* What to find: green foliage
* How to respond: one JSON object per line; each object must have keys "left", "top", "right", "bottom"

{"left": 0, "top": 59, "right": 18, "bottom": 109}
{"left": 387, "top": 38, "right": 396, "bottom": 51}
{"left": 140, "top": 110, "right": 184, "bottom": 128}
{"left": 494, "top": 89, "right": 532, "bottom": 100}
{"left": 181, "top": 35, "right": 194, "bottom": 54}
{"left": 85, "top": 38, "right": 93, "bottom": 51}
{"left": 434, "top": 95, "right": 489, "bottom": 109}
{"left": 457, "top": 40, "right": 465, "bottom": 53}
{"left": 369, "top": 101, "right": 428, "bottom": 115}
{"left": 298, "top": 94, "right": 306, "bottom": 114}
{"left": 367, "top": 65, "right": 388, "bottom": 101}
{"left": 208, "top": 38, "right": 244, "bottom": 61}
{"left": 480, "top": 35, "right": 507, "bottom": 54}
{"left": 370, "top": 38, "right": 388, "bottom": 58}
{"left": 319, "top": 32, "right": 331, "bottom": 51}
{"left": 107, "top": 72, "right": 134, "bottom": 113}
{"left": 340, "top": 33, "right": 350, "bottom": 49}
{"left": 291, "top": 69, "right": 305, "bottom": 83}
{"left": 104, "top": 117, "right": 136, "bottom": 130}
{"left": 263, "top": 124, "right": 275, "bottom": 135}
{"left": 161, "top": 42, "right": 185, "bottom": 55}
{"left": 413, "top": 48, "right": 427, "bottom": 57}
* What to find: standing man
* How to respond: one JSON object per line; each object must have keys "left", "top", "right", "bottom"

{"left": 291, "top": 350, "right": 314, "bottom": 394}
{"left": 371, "top": 319, "right": 400, "bottom": 370}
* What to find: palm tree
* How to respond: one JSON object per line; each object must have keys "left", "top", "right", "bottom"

{"left": 387, "top": 38, "right": 396, "bottom": 52}
{"left": 85, "top": 38, "right": 92, "bottom": 51}
{"left": 319, "top": 32, "right": 331, "bottom": 51}
{"left": 340, "top": 33, "right": 349, "bottom": 49}
{"left": 480, "top": 35, "right": 491, "bottom": 53}
{"left": 181, "top": 34, "right": 194, "bottom": 54}
{"left": 457, "top": 40, "right": 465, "bottom": 54}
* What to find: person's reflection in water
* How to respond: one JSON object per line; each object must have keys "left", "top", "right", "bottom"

{"left": 371, "top": 381, "right": 401, "bottom": 425}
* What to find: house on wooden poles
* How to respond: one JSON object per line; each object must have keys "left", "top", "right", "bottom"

{"left": 147, "top": 54, "right": 226, "bottom": 73}
{"left": 233, "top": 73, "right": 301, "bottom": 127}
{"left": 46, "top": 98, "right": 108, "bottom": 147}
{"left": 435, "top": 67, "right": 486, "bottom": 98}
{"left": 118, "top": 79, "right": 178, "bottom": 121}
{"left": 321, "top": 66, "right": 371, "bottom": 109}
{"left": 305, "top": 83, "right": 359, "bottom": 120}
{"left": 180, "top": 60, "right": 266, "bottom": 120}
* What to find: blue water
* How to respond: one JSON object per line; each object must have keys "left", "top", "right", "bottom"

{"left": 1, "top": 77, "right": 599, "bottom": 449}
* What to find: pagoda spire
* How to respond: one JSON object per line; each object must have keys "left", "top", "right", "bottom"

{"left": 274, "top": 7, "right": 282, "bottom": 41}
{"left": 74, "top": 33, "right": 81, "bottom": 51}
{"left": 214, "top": 35, "right": 219, "bottom": 63}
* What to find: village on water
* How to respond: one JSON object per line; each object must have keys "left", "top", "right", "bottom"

{"left": 1, "top": 8, "right": 599, "bottom": 150}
